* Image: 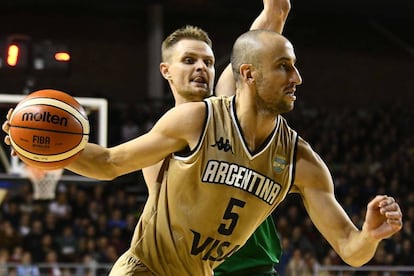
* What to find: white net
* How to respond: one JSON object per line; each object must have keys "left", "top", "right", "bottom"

{"left": 24, "top": 166, "right": 63, "bottom": 200}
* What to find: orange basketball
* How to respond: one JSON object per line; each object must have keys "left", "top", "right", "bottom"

{"left": 8, "top": 89, "right": 90, "bottom": 170}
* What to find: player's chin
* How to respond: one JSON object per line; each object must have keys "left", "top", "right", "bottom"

{"left": 193, "top": 88, "right": 212, "bottom": 99}
{"left": 281, "top": 102, "right": 295, "bottom": 113}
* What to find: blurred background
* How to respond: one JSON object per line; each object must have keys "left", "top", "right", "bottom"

{"left": 1, "top": 1, "right": 413, "bottom": 275}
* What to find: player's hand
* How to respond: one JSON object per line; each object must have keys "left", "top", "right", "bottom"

{"left": 363, "top": 195, "right": 403, "bottom": 240}
{"left": 2, "top": 108, "right": 16, "bottom": 156}
{"left": 264, "top": 0, "right": 291, "bottom": 17}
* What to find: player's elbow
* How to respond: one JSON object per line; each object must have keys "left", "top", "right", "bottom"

{"left": 343, "top": 258, "right": 368, "bottom": 268}
{"left": 100, "top": 152, "right": 136, "bottom": 181}
{"left": 339, "top": 248, "right": 375, "bottom": 268}
{"left": 84, "top": 152, "right": 121, "bottom": 181}
{"left": 98, "top": 159, "right": 122, "bottom": 181}
{"left": 96, "top": 171, "right": 118, "bottom": 181}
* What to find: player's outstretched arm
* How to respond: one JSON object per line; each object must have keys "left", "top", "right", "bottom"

{"left": 215, "top": 0, "right": 291, "bottom": 97}
{"left": 3, "top": 103, "right": 206, "bottom": 181}
{"left": 65, "top": 102, "right": 206, "bottom": 180}
{"left": 294, "top": 138, "right": 403, "bottom": 267}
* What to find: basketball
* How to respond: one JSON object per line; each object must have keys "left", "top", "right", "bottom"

{"left": 8, "top": 89, "right": 90, "bottom": 170}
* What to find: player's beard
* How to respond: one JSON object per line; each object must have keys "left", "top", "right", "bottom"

{"left": 181, "top": 87, "right": 211, "bottom": 101}
{"left": 255, "top": 91, "right": 294, "bottom": 117}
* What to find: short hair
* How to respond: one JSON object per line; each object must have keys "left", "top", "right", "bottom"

{"left": 230, "top": 30, "right": 280, "bottom": 82}
{"left": 161, "top": 25, "right": 212, "bottom": 61}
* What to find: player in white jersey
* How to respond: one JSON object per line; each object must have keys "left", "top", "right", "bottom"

{"left": 4, "top": 30, "right": 403, "bottom": 275}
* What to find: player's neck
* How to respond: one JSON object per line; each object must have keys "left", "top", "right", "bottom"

{"left": 235, "top": 96, "right": 277, "bottom": 151}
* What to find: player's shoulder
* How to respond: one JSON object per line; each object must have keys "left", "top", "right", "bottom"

{"left": 295, "top": 136, "right": 329, "bottom": 181}
{"left": 163, "top": 96, "right": 232, "bottom": 127}
{"left": 297, "top": 136, "right": 311, "bottom": 151}
{"left": 296, "top": 137, "right": 320, "bottom": 162}
{"left": 167, "top": 101, "right": 207, "bottom": 117}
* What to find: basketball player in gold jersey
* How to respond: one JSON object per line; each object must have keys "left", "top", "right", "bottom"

{"left": 109, "top": 1, "right": 290, "bottom": 275}
{"left": 111, "top": 1, "right": 291, "bottom": 275}
{"left": 4, "top": 27, "right": 403, "bottom": 276}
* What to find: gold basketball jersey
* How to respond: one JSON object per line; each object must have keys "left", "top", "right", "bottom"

{"left": 132, "top": 96, "right": 298, "bottom": 276}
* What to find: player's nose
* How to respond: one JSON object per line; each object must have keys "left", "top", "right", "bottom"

{"left": 292, "top": 67, "right": 302, "bottom": 86}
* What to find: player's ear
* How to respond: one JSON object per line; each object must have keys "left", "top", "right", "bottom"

{"left": 240, "top": 64, "right": 254, "bottom": 84}
{"left": 160, "top": 62, "right": 171, "bottom": 80}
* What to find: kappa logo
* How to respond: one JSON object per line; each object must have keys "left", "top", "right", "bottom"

{"left": 273, "top": 155, "right": 287, "bottom": 173}
{"left": 211, "top": 137, "right": 233, "bottom": 153}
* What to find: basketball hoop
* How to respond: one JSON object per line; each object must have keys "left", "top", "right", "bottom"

{"left": 24, "top": 165, "right": 63, "bottom": 200}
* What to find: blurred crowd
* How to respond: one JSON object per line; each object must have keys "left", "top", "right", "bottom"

{"left": 1, "top": 102, "right": 413, "bottom": 275}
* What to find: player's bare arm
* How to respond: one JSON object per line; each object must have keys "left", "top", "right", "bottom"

{"left": 215, "top": 0, "right": 291, "bottom": 97}
{"left": 66, "top": 101, "right": 207, "bottom": 180}
{"left": 251, "top": 0, "right": 291, "bottom": 33}
{"left": 294, "top": 137, "right": 403, "bottom": 267}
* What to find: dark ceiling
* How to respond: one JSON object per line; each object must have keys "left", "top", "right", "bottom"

{"left": 2, "top": 0, "right": 411, "bottom": 44}
{"left": 1, "top": 0, "right": 413, "bottom": 107}
{"left": 1, "top": 0, "right": 411, "bottom": 39}
{"left": 2, "top": 0, "right": 413, "bottom": 21}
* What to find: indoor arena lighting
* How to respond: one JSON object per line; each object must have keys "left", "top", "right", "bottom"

{"left": 54, "top": 52, "right": 70, "bottom": 62}
{"left": 6, "top": 44, "right": 19, "bottom": 66}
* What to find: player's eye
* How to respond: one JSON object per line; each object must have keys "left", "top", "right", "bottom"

{"left": 184, "top": 57, "right": 194, "bottom": 64}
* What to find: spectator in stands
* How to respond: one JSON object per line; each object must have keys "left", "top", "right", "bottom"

{"left": 2, "top": 201, "right": 20, "bottom": 227}
{"left": 41, "top": 250, "right": 62, "bottom": 276}
{"left": 68, "top": 188, "right": 88, "bottom": 219}
{"left": 74, "top": 254, "right": 98, "bottom": 276}
{"left": 107, "top": 208, "right": 127, "bottom": 230}
{"left": 48, "top": 192, "right": 72, "bottom": 222}
{"left": 23, "top": 219, "right": 44, "bottom": 262}
{"left": 17, "top": 213, "right": 30, "bottom": 237}
{"left": 37, "top": 234, "right": 58, "bottom": 263}
{"left": 0, "top": 221, "right": 22, "bottom": 252}
{"left": 0, "top": 248, "right": 10, "bottom": 276}
{"left": 16, "top": 251, "right": 40, "bottom": 276}
{"left": 56, "top": 226, "right": 77, "bottom": 262}
{"left": 17, "top": 185, "right": 35, "bottom": 215}
{"left": 9, "top": 246, "right": 24, "bottom": 264}
{"left": 95, "top": 214, "right": 109, "bottom": 237}
{"left": 285, "top": 249, "right": 307, "bottom": 276}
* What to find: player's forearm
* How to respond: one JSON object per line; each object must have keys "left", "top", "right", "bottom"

{"left": 66, "top": 143, "right": 116, "bottom": 180}
{"left": 250, "top": 0, "right": 291, "bottom": 34}
{"left": 338, "top": 228, "right": 380, "bottom": 267}
{"left": 215, "top": 65, "right": 234, "bottom": 96}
